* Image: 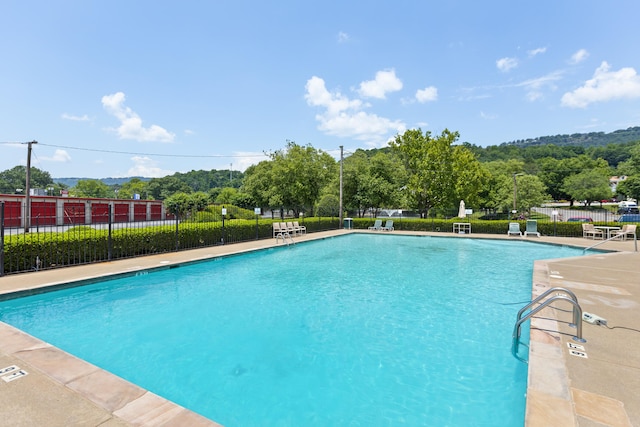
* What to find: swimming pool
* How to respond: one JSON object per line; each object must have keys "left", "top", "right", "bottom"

{"left": 0, "top": 235, "right": 586, "bottom": 426}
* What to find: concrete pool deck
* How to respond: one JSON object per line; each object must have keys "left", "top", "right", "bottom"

{"left": 0, "top": 229, "right": 637, "bottom": 426}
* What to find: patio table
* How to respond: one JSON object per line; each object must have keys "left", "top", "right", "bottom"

{"left": 594, "top": 226, "right": 621, "bottom": 239}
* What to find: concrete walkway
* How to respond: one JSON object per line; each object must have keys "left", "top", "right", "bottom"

{"left": 0, "top": 230, "right": 637, "bottom": 426}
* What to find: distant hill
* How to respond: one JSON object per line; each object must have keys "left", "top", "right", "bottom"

{"left": 502, "top": 126, "right": 640, "bottom": 148}
{"left": 53, "top": 176, "right": 150, "bottom": 187}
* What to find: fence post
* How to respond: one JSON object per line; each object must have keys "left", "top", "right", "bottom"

{"left": 175, "top": 215, "right": 180, "bottom": 251}
{"left": 0, "top": 202, "right": 4, "bottom": 276}
{"left": 108, "top": 204, "right": 113, "bottom": 261}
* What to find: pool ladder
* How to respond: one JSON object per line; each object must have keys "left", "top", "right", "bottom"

{"left": 275, "top": 230, "right": 295, "bottom": 245}
{"left": 511, "top": 287, "right": 586, "bottom": 363}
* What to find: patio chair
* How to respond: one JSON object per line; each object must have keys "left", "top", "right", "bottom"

{"left": 293, "top": 221, "right": 306, "bottom": 234}
{"left": 507, "top": 222, "right": 522, "bottom": 237}
{"left": 286, "top": 222, "right": 298, "bottom": 236}
{"left": 582, "top": 223, "right": 603, "bottom": 239}
{"left": 381, "top": 220, "right": 394, "bottom": 231}
{"left": 524, "top": 220, "right": 540, "bottom": 237}
{"left": 612, "top": 224, "right": 636, "bottom": 241}
{"left": 273, "top": 222, "right": 285, "bottom": 239}
{"left": 368, "top": 219, "right": 383, "bottom": 231}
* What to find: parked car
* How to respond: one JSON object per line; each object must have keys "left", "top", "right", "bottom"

{"left": 617, "top": 201, "right": 638, "bottom": 214}
{"left": 567, "top": 217, "right": 593, "bottom": 222}
{"left": 616, "top": 214, "right": 640, "bottom": 222}
{"left": 617, "top": 206, "right": 640, "bottom": 214}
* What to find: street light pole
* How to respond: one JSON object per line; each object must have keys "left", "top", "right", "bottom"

{"left": 512, "top": 173, "right": 524, "bottom": 215}
{"left": 339, "top": 145, "right": 343, "bottom": 228}
{"left": 24, "top": 140, "right": 38, "bottom": 233}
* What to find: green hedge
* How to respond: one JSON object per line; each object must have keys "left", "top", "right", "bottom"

{"left": 7, "top": 216, "right": 610, "bottom": 275}
{"left": 352, "top": 217, "right": 589, "bottom": 238}
{"left": 2, "top": 217, "right": 342, "bottom": 275}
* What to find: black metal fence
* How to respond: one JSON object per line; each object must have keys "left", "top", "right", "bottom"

{"left": 0, "top": 202, "right": 339, "bottom": 275}
{"left": 2, "top": 201, "right": 637, "bottom": 275}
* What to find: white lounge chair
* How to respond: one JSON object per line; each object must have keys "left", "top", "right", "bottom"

{"left": 273, "top": 222, "right": 285, "bottom": 238}
{"left": 368, "top": 219, "right": 383, "bottom": 231}
{"left": 381, "top": 220, "right": 394, "bottom": 231}
{"left": 286, "top": 221, "right": 298, "bottom": 236}
{"left": 612, "top": 224, "right": 636, "bottom": 241}
{"left": 524, "top": 220, "right": 540, "bottom": 237}
{"left": 293, "top": 221, "right": 306, "bottom": 235}
{"left": 507, "top": 222, "right": 522, "bottom": 236}
{"left": 582, "top": 223, "right": 603, "bottom": 239}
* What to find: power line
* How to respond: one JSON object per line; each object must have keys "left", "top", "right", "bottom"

{"left": 1, "top": 141, "right": 271, "bottom": 159}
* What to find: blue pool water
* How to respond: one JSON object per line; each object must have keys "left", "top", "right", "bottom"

{"left": 0, "top": 235, "right": 586, "bottom": 426}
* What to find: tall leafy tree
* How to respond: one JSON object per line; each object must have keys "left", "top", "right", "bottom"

{"left": 494, "top": 174, "right": 549, "bottom": 214}
{"left": 390, "top": 129, "right": 461, "bottom": 217}
{"left": 0, "top": 166, "right": 54, "bottom": 193}
{"left": 616, "top": 176, "right": 640, "bottom": 201}
{"left": 452, "top": 145, "right": 489, "bottom": 209}
{"left": 117, "top": 178, "right": 149, "bottom": 199}
{"left": 562, "top": 170, "right": 612, "bottom": 206}
{"left": 72, "top": 179, "right": 112, "bottom": 198}
{"left": 146, "top": 176, "right": 193, "bottom": 200}
{"left": 338, "top": 150, "right": 403, "bottom": 217}
{"left": 243, "top": 141, "right": 336, "bottom": 216}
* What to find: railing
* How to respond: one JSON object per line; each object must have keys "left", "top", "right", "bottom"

{"left": 584, "top": 232, "right": 638, "bottom": 252}
{"left": 512, "top": 287, "right": 586, "bottom": 363}
{"left": 0, "top": 202, "right": 339, "bottom": 275}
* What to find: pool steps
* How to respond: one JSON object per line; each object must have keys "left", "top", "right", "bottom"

{"left": 512, "top": 287, "right": 586, "bottom": 363}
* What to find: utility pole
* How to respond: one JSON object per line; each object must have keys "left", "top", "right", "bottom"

{"left": 230, "top": 163, "right": 232, "bottom": 183}
{"left": 24, "top": 140, "right": 38, "bottom": 233}
{"left": 339, "top": 145, "right": 343, "bottom": 228}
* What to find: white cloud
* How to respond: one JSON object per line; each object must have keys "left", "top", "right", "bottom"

{"left": 124, "top": 156, "right": 174, "bottom": 178}
{"left": 357, "top": 69, "right": 403, "bottom": 99}
{"left": 528, "top": 47, "right": 547, "bottom": 57}
{"left": 229, "top": 151, "right": 269, "bottom": 172}
{"left": 61, "top": 113, "right": 90, "bottom": 121}
{"left": 561, "top": 62, "right": 640, "bottom": 108}
{"left": 101, "top": 92, "right": 175, "bottom": 142}
{"left": 337, "top": 31, "right": 350, "bottom": 43}
{"left": 480, "top": 111, "right": 497, "bottom": 120}
{"left": 517, "top": 71, "right": 563, "bottom": 101}
{"left": 41, "top": 149, "right": 72, "bottom": 162}
{"left": 570, "top": 49, "right": 589, "bottom": 64}
{"left": 305, "top": 76, "right": 406, "bottom": 143}
{"left": 496, "top": 57, "right": 518, "bottom": 72}
{"left": 415, "top": 86, "right": 438, "bottom": 103}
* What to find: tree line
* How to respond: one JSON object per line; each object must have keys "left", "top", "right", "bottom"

{"left": 2, "top": 128, "right": 640, "bottom": 219}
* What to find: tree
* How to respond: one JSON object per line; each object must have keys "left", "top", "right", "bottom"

{"left": 0, "top": 166, "right": 54, "bottom": 194}
{"left": 613, "top": 176, "right": 640, "bottom": 202}
{"left": 339, "top": 150, "right": 404, "bottom": 217}
{"left": 215, "top": 187, "right": 238, "bottom": 205}
{"left": 537, "top": 155, "right": 610, "bottom": 204}
{"left": 494, "top": 174, "right": 549, "bottom": 214}
{"left": 452, "top": 145, "right": 489, "bottom": 209}
{"left": 241, "top": 161, "right": 276, "bottom": 209}
{"left": 390, "top": 129, "right": 463, "bottom": 217}
{"left": 72, "top": 179, "right": 111, "bottom": 198}
{"left": 562, "top": 170, "right": 612, "bottom": 206}
{"left": 269, "top": 142, "right": 337, "bottom": 216}
{"left": 146, "top": 176, "right": 193, "bottom": 200}
{"left": 164, "top": 192, "right": 210, "bottom": 219}
{"left": 117, "top": 178, "right": 149, "bottom": 199}
{"left": 242, "top": 141, "right": 336, "bottom": 216}
{"left": 315, "top": 194, "right": 340, "bottom": 217}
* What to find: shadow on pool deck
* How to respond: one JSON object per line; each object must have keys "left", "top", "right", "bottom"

{"left": 0, "top": 229, "right": 637, "bottom": 426}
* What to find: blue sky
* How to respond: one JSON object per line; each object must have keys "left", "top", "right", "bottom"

{"left": 2, "top": 1, "right": 640, "bottom": 179}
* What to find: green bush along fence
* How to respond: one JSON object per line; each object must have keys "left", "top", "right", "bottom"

{"left": 2, "top": 210, "right": 635, "bottom": 276}
{"left": 1, "top": 213, "right": 339, "bottom": 275}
